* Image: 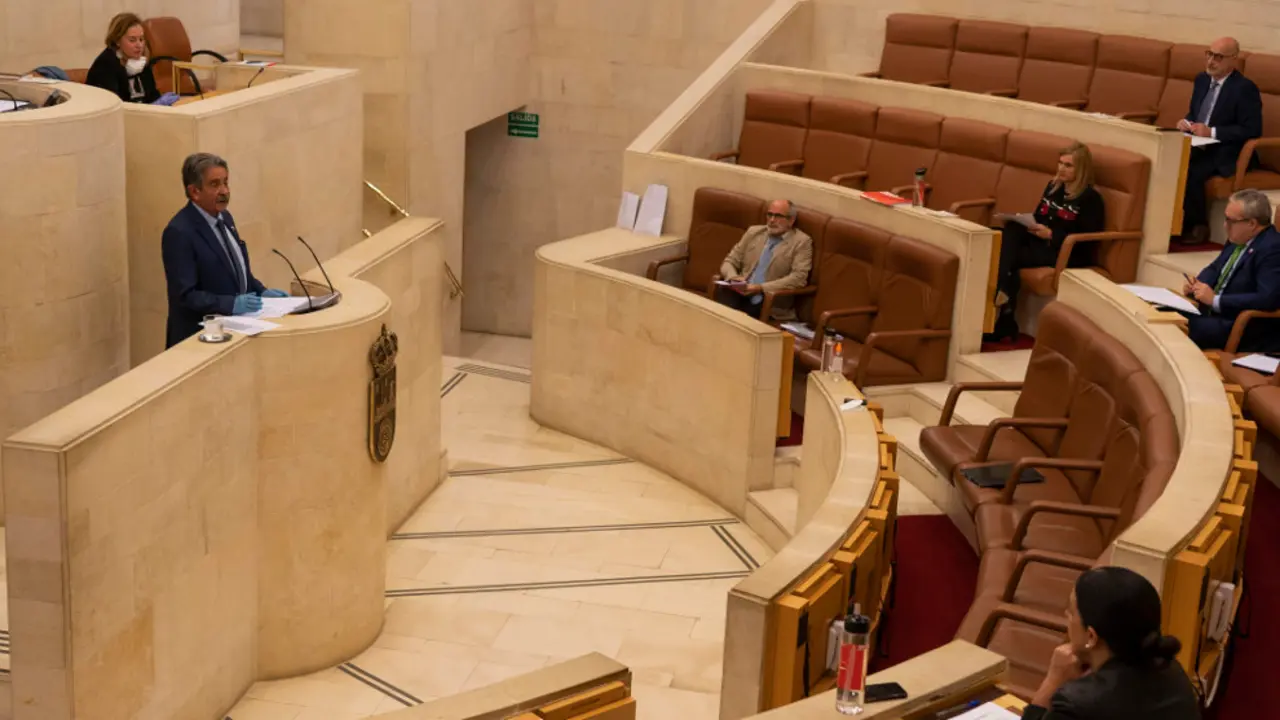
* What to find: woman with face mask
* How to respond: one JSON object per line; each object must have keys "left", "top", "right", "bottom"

{"left": 85, "top": 13, "right": 179, "bottom": 106}
{"left": 1024, "top": 566, "right": 1202, "bottom": 720}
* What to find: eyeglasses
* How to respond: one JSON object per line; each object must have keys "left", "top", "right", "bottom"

{"left": 1224, "top": 216, "right": 1252, "bottom": 225}
{"left": 765, "top": 212, "right": 790, "bottom": 220}
{"left": 1206, "top": 50, "right": 1238, "bottom": 62}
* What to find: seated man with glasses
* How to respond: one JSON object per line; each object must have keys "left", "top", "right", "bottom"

{"left": 1180, "top": 189, "right": 1280, "bottom": 350}
{"left": 714, "top": 199, "right": 813, "bottom": 321}
{"left": 1174, "top": 37, "right": 1263, "bottom": 245}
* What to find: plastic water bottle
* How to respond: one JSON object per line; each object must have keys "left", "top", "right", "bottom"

{"left": 835, "top": 605, "right": 871, "bottom": 714}
{"left": 832, "top": 335, "right": 844, "bottom": 376}
{"left": 821, "top": 328, "right": 837, "bottom": 372}
{"left": 913, "top": 167, "right": 927, "bottom": 207}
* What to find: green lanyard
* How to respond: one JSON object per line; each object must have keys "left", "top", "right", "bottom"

{"left": 1215, "top": 244, "right": 1245, "bottom": 294}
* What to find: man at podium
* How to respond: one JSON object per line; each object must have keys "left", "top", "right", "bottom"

{"left": 161, "top": 153, "right": 289, "bottom": 347}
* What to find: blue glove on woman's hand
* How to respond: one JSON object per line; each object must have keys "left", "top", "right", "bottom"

{"left": 232, "top": 293, "right": 263, "bottom": 315}
{"left": 152, "top": 92, "right": 181, "bottom": 106}
{"left": 261, "top": 288, "right": 290, "bottom": 298}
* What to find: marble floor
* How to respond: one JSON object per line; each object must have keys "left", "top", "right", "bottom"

{"left": 226, "top": 356, "right": 772, "bottom": 720}
{"left": 458, "top": 331, "right": 532, "bottom": 369}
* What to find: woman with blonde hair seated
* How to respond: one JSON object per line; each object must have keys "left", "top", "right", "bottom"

{"left": 987, "top": 141, "right": 1104, "bottom": 342}
{"left": 85, "top": 12, "right": 179, "bottom": 106}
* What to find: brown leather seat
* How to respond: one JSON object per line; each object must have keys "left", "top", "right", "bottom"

{"left": 791, "top": 218, "right": 891, "bottom": 347}
{"left": 801, "top": 97, "right": 878, "bottom": 188}
{"left": 646, "top": 188, "right": 763, "bottom": 294}
{"left": 925, "top": 118, "right": 1010, "bottom": 225}
{"left": 1082, "top": 35, "right": 1170, "bottom": 122}
{"left": 1020, "top": 143, "right": 1150, "bottom": 296}
{"left": 865, "top": 14, "right": 957, "bottom": 87}
{"left": 1218, "top": 352, "right": 1275, "bottom": 401}
{"left": 1247, "top": 386, "right": 1280, "bottom": 438}
{"left": 144, "top": 16, "right": 228, "bottom": 95}
{"left": 947, "top": 20, "right": 1028, "bottom": 96}
{"left": 992, "top": 130, "right": 1073, "bottom": 218}
{"left": 799, "top": 234, "right": 957, "bottom": 386}
{"left": 1156, "top": 44, "right": 1207, "bottom": 129}
{"left": 712, "top": 90, "right": 810, "bottom": 173}
{"left": 863, "top": 108, "right": 943, "bottom": 192}
{"left": 65, "top": 68, "right": 89, "bottom": 84}
{"left": 1014, "top": 27, "right": 1099, "bottom": 107}
{"left": 1205, "top": 53, "right": 1280, "bottom": 200}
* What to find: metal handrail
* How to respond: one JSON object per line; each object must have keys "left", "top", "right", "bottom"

{"left": 363, "top": 180, "right": 464, "bottom": 299}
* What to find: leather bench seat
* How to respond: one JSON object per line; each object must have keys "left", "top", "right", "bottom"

{"left": 1218, "top": 352, "right": 1274, "bottom": 400}
{"left": 919, "top": 425, "right": 1044, "bottom": 483}
{"left": 973, "top": 500, "right": 1104, "bottom": 554}
{"left": 1246, "top": 386, "right": 1280, "bottom": 436}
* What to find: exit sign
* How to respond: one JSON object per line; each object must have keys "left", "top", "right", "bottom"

{"left": 508, "top": 111, "right": 539, "bottom": 138}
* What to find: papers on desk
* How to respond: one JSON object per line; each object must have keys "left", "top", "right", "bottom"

{"left": 634, "top": 184, "right": 668, "bottom": 236}
{"left": 0, "top": 99, "right": 31, "bottom": 112}
{"left": 993, "top": 212, "right": 1036, "bottom": 228}
{"left": 242, "top": 296, "right": 320, "bottom": 319}
{"left": 1231, "top": 354, "right": 1280, "bottom": 374}
{"left": 780, "top": 321, "right": 815, "bottom": 340}
{"left": 1188, "top": 134, "right": 1220, "bottom": 147}
{"left": 616, "top": 191, "right": 640, "bottom": 230}
{"left": 202, "top": 316, "right": 281, "bottom": 337}
{"left": 1119, "top": 284, "right": 1201, "bottom": 315}
{"left": 950, "top": 703, "right": 1020, "bottom": 720}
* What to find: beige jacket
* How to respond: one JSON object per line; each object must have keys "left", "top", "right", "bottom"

{"left": 720, "top": 225, "right": 814, "bottom": 319}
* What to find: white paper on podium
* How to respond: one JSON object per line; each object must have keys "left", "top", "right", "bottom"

{"left": 0, "top": 99, "right": 31, "bottom": 112}
{"left": 242, "top": 297, "right": 315, "bottom": 319}
{"left": 1232, "top": 354, "right": 1280, "bottom": 374}
{"left": 1119, "top": 284, "right": 1201, "bottom": 315}
{"left": 1189, "top": 134, "right": 1220, "bottom": 147}
{"left": 202, "top": 316, "right": 281, "bottom": 337}
{"left": 616, "top": 191, "right": 640, "bottom": 230}
{"left": 635, "top": 184, "right": 669, "bottom": 236}
{"left": 951, "top": 704, "right": 1019, "bottom": 720}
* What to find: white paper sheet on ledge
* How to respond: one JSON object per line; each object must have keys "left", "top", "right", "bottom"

{"left": 202, "top": 316, "right": 281, "bottom": 337}
{"left": 1188, "top": 134, "right": 1221, "bottom": 147}
{"left": 616, "top": 191, "right": 640, "bottom": 230}
{"left": 1119, "top": 283, "right": 1200, "bottom": 315}
{"left": 950, "top": 703, "right": 1020, "bottom": 720}
{"left": 634, "top": 184, "right": 668, "bottom": 236}
{"left": 1232, "top": 354, "right": 1280, "bottom": 374}
{"left": 240, "top": 296, "right": 315, "bottom": 319}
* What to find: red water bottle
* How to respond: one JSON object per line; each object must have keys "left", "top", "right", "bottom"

{"left": 912, "top": 167, "right": 927, "bottom": 207}
{"left": 835, "top": 605, "right": 871, "bottom": 714}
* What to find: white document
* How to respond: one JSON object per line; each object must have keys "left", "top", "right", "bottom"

{"left": 951, "top": 704, "right": 1020, "bottom": 720}
{"left": 779, "top": 321, "right": 815, "bottom": 340}
{"left": 634, "top": 184, "right": 669, "bottom": 236}
{"left": 0, "top": 99, "right": 30, "bottom": 112}
{"left": 616, "top": 191, "right": 640, "bottom": 230}
{"left": 994, "top": 212, "right": 1036, "bottom": 228}
{"left": 1119, "top": 284, "right": 1201, "bottom": 315}
{"left": 1188, "top": 134, "right": 1221, "bottom": 147}
{"left": 202, "top": 316, "right": 281, "bottom": 337}
{"left": 242, "top": 296, "right": 315, "bottom": 319}
{"left": 18, "top": 75, "right": 58, "bottom": 84}
{"left": 1231, "top": 354, "right": 1280, "bottom": 374}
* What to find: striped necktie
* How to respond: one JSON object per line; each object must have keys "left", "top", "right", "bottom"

{"left": 1214, "top": 243, "right": 1245, "bottom": 293}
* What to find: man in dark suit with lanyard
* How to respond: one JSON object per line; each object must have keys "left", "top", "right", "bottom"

{"left": 1175, "top": 37, "right": 1263, "bottom": 245}
{"left": 1181, "top": 189, "right": 1280, "bottom": 350}
{"left": 161, "top": 153, "right": 289, "bottom": 347}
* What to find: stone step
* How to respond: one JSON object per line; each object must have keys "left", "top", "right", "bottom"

{"left": 881, "top": 415, "right": 948, "bottom": 516}
{"left": 772, "top": 446, "right": 802, "bottom": 490}
{"left": 955, "top": 351, "right": 1030, "bottom": 415}
{"left": 907, "top": 382, "right": 1008, "bottom": 429}
{"left": 745, "top": 488, "right": 798, "bottom": 553}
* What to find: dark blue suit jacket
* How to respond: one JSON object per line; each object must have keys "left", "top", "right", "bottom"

{"left": 1186, "top": 70, "right": 1263, "bottom": 176}
{"left": 1192, "top": 226, "right": 1280, "bottom": 350}
{"left": 161, "top": 202, "right": 266, "bottom": 348}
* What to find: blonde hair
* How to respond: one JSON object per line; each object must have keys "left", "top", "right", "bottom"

{"left": 1052, "top": 141, "right": 1095, "bottom": 200}
{"left": 104, "top": 13, "right": 148, "bottom": 57}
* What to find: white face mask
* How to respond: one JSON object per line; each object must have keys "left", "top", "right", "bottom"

{"left": 124, "top": 56, "right": 148, "bottom": 76}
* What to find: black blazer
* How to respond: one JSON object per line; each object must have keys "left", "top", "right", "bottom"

{"left": 1185, "top": 70, "right": 1263, "bottom": 176}
{"left": 85, "top": 47, "right": 160, "bottom": 104}
{"left": 1023, "top": 659, "right": 1201, "bottom": 720}
{"left": 161, "top": 203, "right": 266, "bottom": 347}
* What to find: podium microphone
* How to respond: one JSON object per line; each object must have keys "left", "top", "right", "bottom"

{"left": 296, "top": 236, "right": 337, "bottom": 296}
{"left": 272, "top": 248, "right": 315, "bottom": 312}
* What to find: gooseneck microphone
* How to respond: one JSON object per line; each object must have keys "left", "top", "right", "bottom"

{"left": 247, "top": 65, "right": 267, "bottom": 88}
{"left": 296, "top": 236, "right": 337, "bottom": 295}
{"left": 271, "top": 248, "right": 315, "bottom": 312}
{"left": 0, "top": 88, "right": 27, "bottom": 112}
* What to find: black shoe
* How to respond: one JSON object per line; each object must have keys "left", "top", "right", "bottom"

{"left": 983, "top": 310, "right": 1019, "bottom": 344}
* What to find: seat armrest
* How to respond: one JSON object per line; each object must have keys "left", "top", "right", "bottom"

{"left": 646, "top": 252, "right": 690, "bottom": 281}
{"left": 769, "top": 159, "right": 805, "bottom": 175}
{"left": 860, "top": 71, "right": 883, "bottom": 79}
{"left": 760, "top": 285, "right": 817, "bottom": 320}
{"left": 889, "top": 182, "right": 931, "bottom": 198}
{"left": 922, "top": 80, "right": 949, "bottom": 88}
{"left": 976, "top": 602, "right": 1068, "bottom": 647}
{"left": 974, "top": 417, "right": 1069, "bottom": 462}
{"left": 1011, "top": 501, "right": 1121, "bottom": 551}
{"left": 1116, "top": 109, "right": 1158, "bottom": 123}
{"left": 1226, "top": 309, "right": 1280, "bottom": 352}
{"left": 1048, "top": 231, "right": 1143, "bottom": 292}
{"left": 192, "top": 49, "right": 229, "bottom": 62}
{"left": 1049, "top": 99, "right": 1088, "bottom": 109}
{"left": 1000, "top": 549, "right": 1096, "bottom": 603}
{"left": 1232, "top": 137, "right": 1280, "bottom": 190}
{"left": 710, "top": 151, "right": 739, "bottom": 163}
{"left": 707, "top": 273, "right": 723, "bottom": 300}
{"left": 986, "top": 88, "right": 1018, "bottom": 98}
{"left": 949, "top": 197, "right": 997, "bottom": 225}
{"left": 855, "top": 329, "right": 951, "bottom": 386}
{"left": 830, "top": 171, "right": 868, "bottom": 189}
{"left": 998, "top": 458, "right": 1104, "bottom": 504}
{"left": 937, "top": 382, "right": 1024, "bottom": 426}
{"left": 816, "top": 306, "right": 878, "bottom": 334}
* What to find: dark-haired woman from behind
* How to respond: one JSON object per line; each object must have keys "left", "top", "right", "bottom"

{"left": 1025, "top": 566, "right": 1201, "bottom": 720}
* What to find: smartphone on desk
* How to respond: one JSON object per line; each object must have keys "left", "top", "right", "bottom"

{"left": 865, "top": 682, "right": 909, "bottom": 703}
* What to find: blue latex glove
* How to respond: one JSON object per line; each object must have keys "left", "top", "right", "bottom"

{"left": 152, "top": 92, "right": 180, "bottom": 106}
{"left": 261, "top": 288, "right": 290, "bottom": 298}
{"left": 232, "top": 293, "right": 263, "bottom": 315}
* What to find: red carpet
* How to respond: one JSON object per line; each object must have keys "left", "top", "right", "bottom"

{"left": 981, "top": 333, "right": 1036, "bottom": 353}
{"left": 777, "top": 412, "right": 804, "bottom": 447}
{"left": 1207, "top": 475, "right": 1279, "bottom": 718}
{"left": 871, "top": 514, "right": 979, "bottom": 671}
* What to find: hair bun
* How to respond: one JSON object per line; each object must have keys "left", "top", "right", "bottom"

{"left": 1140, "top": 632, "right": 1182, "bottom": 665}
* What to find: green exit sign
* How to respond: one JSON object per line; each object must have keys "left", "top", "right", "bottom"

{"left": 508, "top": 111, "right": 539, "bottom": 138}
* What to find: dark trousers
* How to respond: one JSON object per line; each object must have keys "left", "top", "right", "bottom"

{"left": 1181, "top": 146, "right": 1227, "bottom": 235}
{"left": 713, "top": 286, "right": 763, "bottom": 319}
{"left": 1180, "top": 309, "right": 1280, "bottom": 352}
{"left": 996, "top": 223, "right": 1060, "bottom": 309}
